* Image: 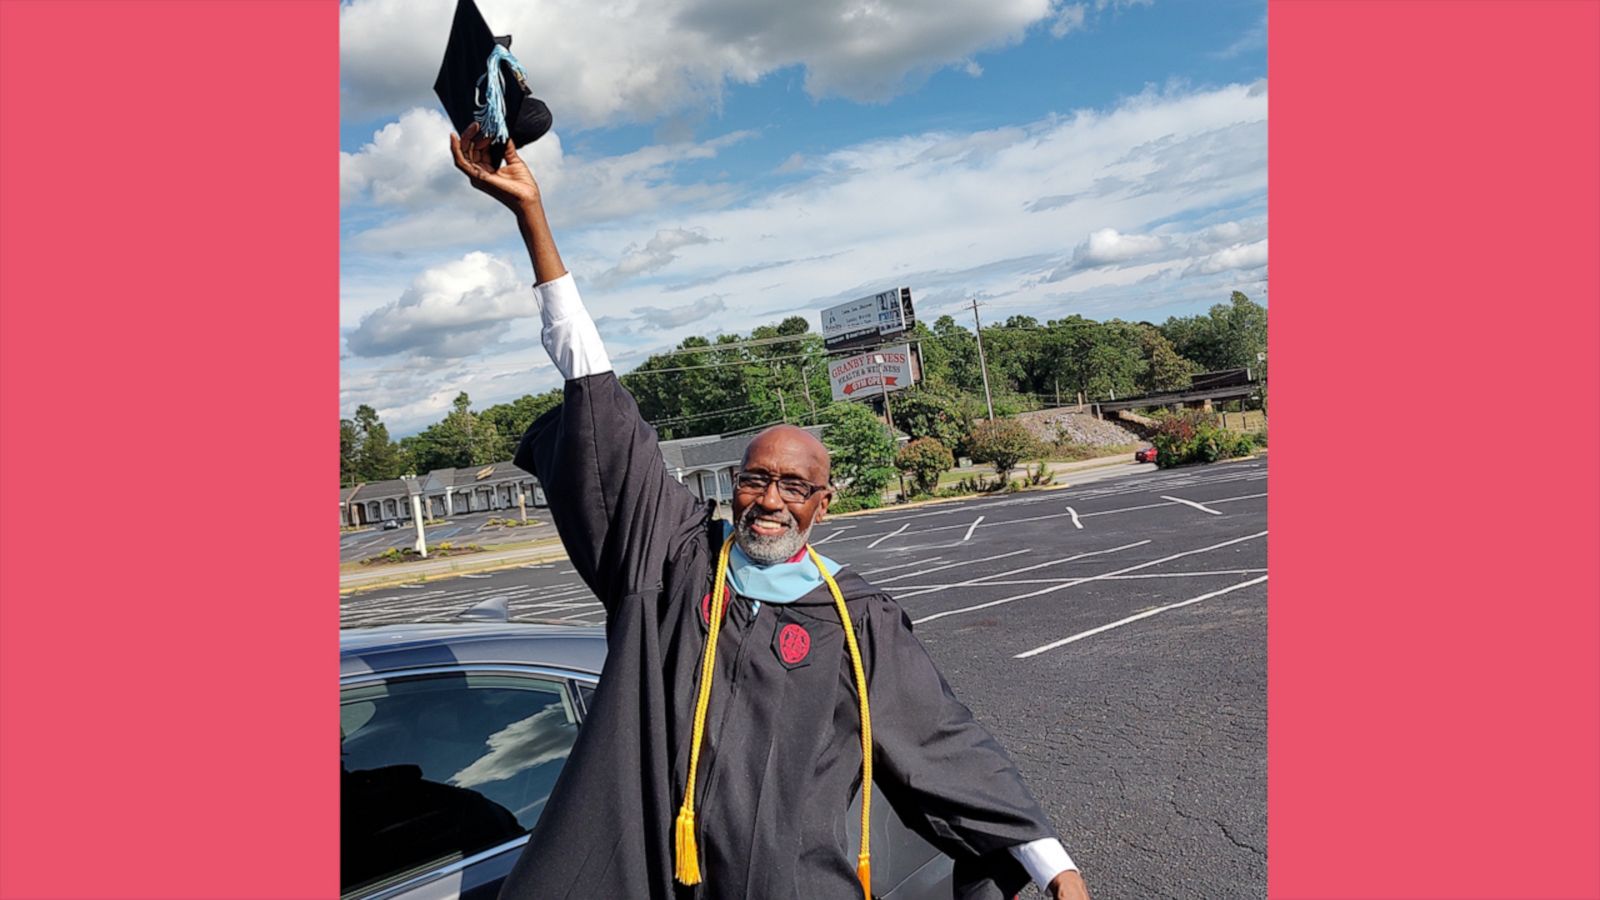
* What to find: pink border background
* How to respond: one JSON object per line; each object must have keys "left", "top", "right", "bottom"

{"left": 1, "top": 1, "right": 1595, "bottom": 897}
{"left": 1270, "top": 2, "right": 1599, "bottom": 896}
{"left": 1, "top": 1, "right": 339, "bottom": 896}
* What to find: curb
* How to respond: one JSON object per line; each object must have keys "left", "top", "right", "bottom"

{"left": 340, "top": 542, "right": 571, "bottom": 595}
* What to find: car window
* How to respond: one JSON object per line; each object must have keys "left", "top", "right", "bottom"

{"left": 340, "top": 671, "right": 580, "bottom": 896}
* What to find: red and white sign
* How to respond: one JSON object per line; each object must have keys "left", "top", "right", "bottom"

{"left": 828, "top": 344, "right": 912, "bottom": 402}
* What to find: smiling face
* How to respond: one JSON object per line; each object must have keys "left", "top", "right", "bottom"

{"left": 731, "top": 425, "right": 833, "bottom": 565}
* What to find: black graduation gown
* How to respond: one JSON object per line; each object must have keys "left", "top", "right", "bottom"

{"left": 501, "top": 372, "right": 1059, "bottom": 900}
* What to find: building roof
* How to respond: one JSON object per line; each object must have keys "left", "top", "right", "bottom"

{"left": 657, "top": 433, "right": 720, "bottom": 470}
{"left": 352, "top": 476, "right": 423, "bottom": 500}
{"left": 449, "top": 461, "right": 535, "bottom": 489}
{"left": 673, "top": 425, "right": 828, "bottom": 471}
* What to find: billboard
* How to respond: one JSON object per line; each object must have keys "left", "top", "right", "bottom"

{"left": 821, "top": 287, "right": 914, "bottom": 352}
{"left": 829, "top": 344, "right": 913, "bottom": 402}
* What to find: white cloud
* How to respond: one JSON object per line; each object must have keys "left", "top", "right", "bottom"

{"left": 346, "top": 252, "right": 537, "bottom": 358}
{"left": 341, "top": 112, "right": 751, "bottom": 251}
{"left": 1183, "top": 238, "right": 1268, "bottom": 276}
{"left": 1050, "top": 0, "right": 1151, "bottom": 38}
{"left": 1050, "top": 4, "right": 1088, "bottom": 37}
{"left": 1071, "top": 227, "right": 1167, "bottom": 267}
{"left": 340, "top": 0, "right": 1058, "bottom": 128}
{"left": 341, "top": 108, "right": 567, "bottom": 212}
{"left": 342, "top": 81, "right": 1269, "bottom": 433}
{"left": 593, "top": 228, "right": 713, "bottom": 288}
{"left": 635, "top": 295, "right": 728, "bottom": 329}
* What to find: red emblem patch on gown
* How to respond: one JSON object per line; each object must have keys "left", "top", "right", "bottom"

{"left": 699, "top": 585, "right": 733, "bottom": 626}
{"left": 777, "top": 623, "right": 811, "bottom": 667}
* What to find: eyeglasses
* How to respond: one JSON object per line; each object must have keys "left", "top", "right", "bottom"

{"left": 733, "top": 471, "right": 828, "bottom": 503}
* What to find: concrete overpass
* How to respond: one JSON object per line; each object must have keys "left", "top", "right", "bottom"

{"left": 1093, "top": 381, "right": 1261, "bottom": 416}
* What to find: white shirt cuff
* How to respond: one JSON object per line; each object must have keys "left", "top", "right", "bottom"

{"left": 532, "top": 272, "right": 611, "bottom": 380}
{"left": 1007, "top": 838, "right": 1077, "bottom": 891}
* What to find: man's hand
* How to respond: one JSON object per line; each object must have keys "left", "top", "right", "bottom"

{"left": 1048, "top": 869, "right": 1091, "bottom": 900}
{"left": 449, "top": 122, "right": 541, "bottom": 213}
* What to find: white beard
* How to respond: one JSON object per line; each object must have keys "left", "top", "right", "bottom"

{"left": 734, "top": 505, "right": 813, "bottom": 564}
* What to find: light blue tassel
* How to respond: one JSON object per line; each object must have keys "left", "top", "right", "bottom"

{"left": 474, "top": 44, "right": 528, "bottom": 144}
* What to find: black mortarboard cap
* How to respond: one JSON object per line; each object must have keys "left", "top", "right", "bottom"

{"left": 433, "top": 0, "right": 552, "bottom": 168}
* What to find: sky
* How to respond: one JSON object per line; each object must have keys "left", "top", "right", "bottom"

{"left": 340, "top": 0, "right": 1268, "bottom": 435}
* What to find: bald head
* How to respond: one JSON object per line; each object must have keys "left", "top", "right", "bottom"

{"left": 742, "top": 424, "right": 830, "bottom": 485}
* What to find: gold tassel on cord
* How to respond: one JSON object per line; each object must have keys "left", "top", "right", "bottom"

{"left": 674, "top": 806, "right": 702, "bottom": 884}
{"left": 856, "top": 851, "right": 872, "bottom": 900}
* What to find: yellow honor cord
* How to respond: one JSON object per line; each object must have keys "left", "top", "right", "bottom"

{"left": 674, "top": 537, "right": 733, "bottom": 885}
{"left": 809, "top": 546, "right": 873, "bottom": 900}
{"left": 672, "top": 540, "right": 875, "bottom": 900}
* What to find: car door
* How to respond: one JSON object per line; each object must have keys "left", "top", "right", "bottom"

{"left": 340, "top": 665, "right": 594, "bottom": 900}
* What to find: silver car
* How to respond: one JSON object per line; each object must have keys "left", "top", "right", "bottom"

{"left": 341, "top": 613, "right": 955, "bottom": 900}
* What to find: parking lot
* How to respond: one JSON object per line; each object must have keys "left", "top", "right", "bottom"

{"left": 338, "top": 509, "right": 558, "bottom": 564}
{"left": 341, "top": 457, "right": 1268, "bottom": 898}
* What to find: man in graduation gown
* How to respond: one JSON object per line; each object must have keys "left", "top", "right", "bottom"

{"left": 450, "top": 125, "right": 1092, "bottom": 900}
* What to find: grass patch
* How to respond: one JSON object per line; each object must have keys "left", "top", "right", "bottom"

{"left": 359, "top": 542, "right": 487, "bottom": 566}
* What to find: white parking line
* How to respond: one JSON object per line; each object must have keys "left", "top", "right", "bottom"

{"left": 872, "top": 549, "right": 1030, "bottom": 585}
{"left": 1161, "top": 495, "right": 1222, "bottom": 516}
{"left": 1015, "top": 575, "right": 1268, "bottom": 658}
{"left": 898, "top": 541, "right": 1150, "bottom": 600}
{"left": 860, "top": 557, "right": 944, "bottom": 577}
{"left": 962, "top": 516, "right": 985, "bottom": 541}
{"left": 886, "top": 568, "right": 1268, "bottom": 590}
{"left": 868, "top": 523, "right": 909, "bottom": 549}
{"left": 1066, "top": 507, "right": 1082, "bottom": 529}
{"left": 912, "top": 531, "right": 1267, "bottom": 624}
{"left": 814, "top": 525, "right": 855, "bottom": 545}
{"left": 827, "top": 487, "right": 1266, "bottom": 545}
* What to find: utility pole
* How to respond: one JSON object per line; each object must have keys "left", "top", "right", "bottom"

{"left": 771, "top": 362, "right": 788, "bottom": 422}
{"left": 968, "top": 297, "right": 995, "bottom": 420}
{"left": 874, "top": 355, "right": 907, "bottom": 499}
{"left": 800, "top": 364, "right": 818, "bottom": 424}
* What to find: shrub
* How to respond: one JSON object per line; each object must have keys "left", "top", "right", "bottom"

{"left": 1149, "top": 408, "right": 1259, "bottom": 468}
{"left": 896, "top": 437, "right": 955, "bottom": 496}
{"left": 827, "top": 493, "right": 882, "bottom": 514}
{"left": 1028, "top": 459, "right": 1054, "bottom": 486}
{"left": 966, "top": 418, "right": 1042, "bottom": 482}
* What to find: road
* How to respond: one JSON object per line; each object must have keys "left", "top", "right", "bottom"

{"left": 341, "top": 457, "right": 1268, "bottom": 898}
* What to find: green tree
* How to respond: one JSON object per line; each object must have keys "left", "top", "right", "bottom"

{"left": 896, "top": 437, "right": 954, "bottom": 496}
{"left": 1136, "top": 325, "right": 1199, "bottom": 393}
{"left": 404, "top": 392, "right": 498, "bottom": 472}
{"left": 1160, "top": 291, "right": 1267, "bottom": 376}
{"left": 966, "top": 417, "right": 1040, "bottom": 482}
{"left": 352, "top": 404, "right": 403, "bottom": 482}
{"left": 889, "top": 385, "right": 985, "bottom": 454}
{"left": 340, "top": 418, "right": 361, "bottom": 486}
{"left": 480, "top": 388, "right": 564, "bottom": 460}
{"left": 821, "top": 402, "right": 896, "bottom": 501}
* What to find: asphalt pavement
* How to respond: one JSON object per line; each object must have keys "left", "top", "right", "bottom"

{"left": 340, "top": 456, "right": 1268, "bottom": 898}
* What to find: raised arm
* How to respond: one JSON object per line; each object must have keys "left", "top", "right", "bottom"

{"left": 451, "top": 126, "right": 704, "bottom": 608}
